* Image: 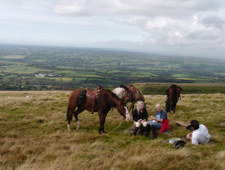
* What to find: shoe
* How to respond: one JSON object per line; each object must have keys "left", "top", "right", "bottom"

{"left": 150, "top": 136, "right": 157, "bottom": 140}
{"left": 150, "top": 126, "right": 157, "bottom": 139}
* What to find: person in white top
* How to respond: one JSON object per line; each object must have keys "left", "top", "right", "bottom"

{"left": 186, "top": 120, "right": 210, "bottom": 145}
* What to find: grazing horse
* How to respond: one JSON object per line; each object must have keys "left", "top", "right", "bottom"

{"left": 112, "top": 85, "right": 145, "bottom": 112}
{"left": 67, "top": 89, "right": 130, "bottom": 134}
{"left": 165, "top": 84, "right": 182, "bottom": 113}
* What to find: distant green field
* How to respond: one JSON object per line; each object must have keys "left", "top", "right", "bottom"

{"left": 0, "top": 44, "right": 224, "bottom": 90}
{"left": 176, "top": 78, "right": 197, "bottom": 81}
{"left": 173, "top": 74, "right": 193, "bottom": 78}
{"left": 2, "top": 55, "right": 25, "bottom": 59}
{"left": 132, "top": 83, "right": 225, "bottom": 94}
{"left": 0, "top": 61, "right": 49, "bottom": 74}
{"left": 49, "top": 77, "right": 73, "bottom": 82}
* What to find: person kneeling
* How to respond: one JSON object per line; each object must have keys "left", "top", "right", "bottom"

{"left": 186, "top": 120, "right": 210, "bottom": 145}
{"left": 147, "top": 104, "right": 170, "bottom": 139}
{"left": 132, "top": 101, "right": 150, "bottom": 137}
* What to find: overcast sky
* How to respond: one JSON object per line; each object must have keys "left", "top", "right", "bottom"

{"left": 0, "top": 0, "right": 225, "bottom": 59}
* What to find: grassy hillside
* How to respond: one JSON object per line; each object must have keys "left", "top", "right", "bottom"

{"left": 0, "top": 91, "right": 224, "bottom": 170}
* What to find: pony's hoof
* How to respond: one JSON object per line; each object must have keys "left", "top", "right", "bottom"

{"left": 99, "top": 131, "right": 107, "bottom": 134}
{"left": 76, "top": 125, "right": 81, "bottom": 131}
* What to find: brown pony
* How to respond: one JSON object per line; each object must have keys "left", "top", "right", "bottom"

{"left": 128, "top": 85, "right": 145, "bottom": 112}
{"left": 165, "top": 84, "right": 182, "bottom": 113}
{"left": 112, "top": 85, "right": 133, "bottom": 104}
{"left": 112, "top": 85, "right": 145, "bottom": 112}
{"left": 67, "top": 89, "right": 130, "bottom": 134}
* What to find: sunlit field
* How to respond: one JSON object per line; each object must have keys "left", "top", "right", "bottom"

{"left": 0, "top": 91, "right": 224, "bottom": 170}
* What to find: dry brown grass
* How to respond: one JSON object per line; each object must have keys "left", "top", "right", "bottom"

{"left": 0, "top": 91, "right": 224, "bottom": 170}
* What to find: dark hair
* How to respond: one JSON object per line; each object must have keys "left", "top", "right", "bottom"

{"left": 190, "top": 120, "right": 199, "bottom": 130}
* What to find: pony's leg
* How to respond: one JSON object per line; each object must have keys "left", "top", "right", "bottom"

{"left": 98, "top": 111, "right": 107, "bottom": 134}
{"left": 172, "top": 101, "right": 178, "bottom": 113}
{"left": 169, "top": 101, "right": 172, "bottom": 113}
{"left": 169, "top": 101, "right": 171, "bottom": 113}
{"left": 172, "top": 102, "right": 175, "bottom": 113}
{"left": 73, "top": 107, "right": 84, "bottom": 131}
{"left": 129, "top": 102, "right": 135, "bottom": 112}
{"left": 166, "top": 100, "right": 171, "bottom": 113}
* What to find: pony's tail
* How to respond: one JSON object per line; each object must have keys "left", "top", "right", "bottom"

{"left": 67, "top": 106, "right": 72, "bottom": 121}
{"left": 173, "top": 85, "right": 177, "bottom": 99}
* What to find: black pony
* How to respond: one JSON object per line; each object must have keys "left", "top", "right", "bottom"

{"left": 165, "top": 84, "right": 182, "bottom": 113}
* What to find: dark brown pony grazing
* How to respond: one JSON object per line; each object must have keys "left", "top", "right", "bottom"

{"left": 67, "top": 89, "right": 130, "bottom": 134}
{"left": 165, "top": 84, "right": 182, "bottom": 113}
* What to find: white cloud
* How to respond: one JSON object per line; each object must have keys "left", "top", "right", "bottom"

{"left": 53, "top": 1, "right": 225, "bottom": 47}
{"left": 0, "top": 0, "right": 225, "bottom": 58}
{"left": 53, "top": 0, "right": 225, "bottom": 17}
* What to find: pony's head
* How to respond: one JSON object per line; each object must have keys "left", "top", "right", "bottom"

{"left": 123, "top": 90, "right": 133, "bottom": 103}
{"left": 104, "top": 89, "right": 131, "bottom": 121}
{"left": 116, "top": 103, "right": 130, "bottom": 122}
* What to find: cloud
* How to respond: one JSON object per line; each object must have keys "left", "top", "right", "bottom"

{"left": 53, "top": 0, "right": 224, "bottom": 17}
{"left": 1, "top": 0, "right": 225, "bottom": 58}
{"left": 142, "top": 15, "right": 225, "bottom": 46}
{"left": 201, "top": 15, "right": 225, "bottom": 30}
{"left": 53, "top": 0, "right": 225, "bottom": 48}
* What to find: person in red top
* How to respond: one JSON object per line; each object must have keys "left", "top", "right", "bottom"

{"left": 147, "top": 104, "right": 170, "bottom": 139}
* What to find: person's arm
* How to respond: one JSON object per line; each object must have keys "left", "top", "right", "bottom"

{"left": 150, "top": 116, "right": 155, "bottom": 120}
{"left": 132, "top": 110, "right": 139, "bottom": 122}
{"left": 153, "top": 114, "right": 164, "bottom": 123}
{"left": 143, "top": 108, "right": 148, "bottom": 121}
{"left": 186, "top": 133, "right": 192, "bottom": 140}
{"left": 150, "top": 116, "right": 163, "bottom": 122}
{"left": 156, "top": 118, "right": 163, "bottom": 123}
{"left": 156, "top": 110, "right": 167, "bottom": 123}
{"left": 191, "top": 133, "right": 199, "bottom": 145}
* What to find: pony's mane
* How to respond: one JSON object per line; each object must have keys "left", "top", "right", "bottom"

{"left": 104, "top": 89, "right": 122, "bottom": 102}
{"left": 132, "top": 86, "right": 144, "bottom": 101}
{"left": 120, "top": 84, "right": 129, "bottom": 91}
{"left": 134, "top": 86, "right": 144, "bottom": 96}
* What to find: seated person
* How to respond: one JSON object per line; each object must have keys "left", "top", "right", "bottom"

{"left": 186, "top": 120, "right": 210, "bottom": 145}
{"left": 147, "top": 104, "right": 170, "bottom": 139}
{"left": 132, "top": 101, "right": 149, "bottom": 137}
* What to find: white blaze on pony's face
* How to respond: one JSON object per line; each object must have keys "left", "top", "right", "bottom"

{"left": 116, "top": 104, "right": 130, "bottom": 121}
{"left": 124, "top": 106, "right": 130, "bottom": 121}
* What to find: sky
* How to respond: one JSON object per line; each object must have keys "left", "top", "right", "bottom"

{"left": 0, "top": 0, "right": 225, "bottom": 59}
